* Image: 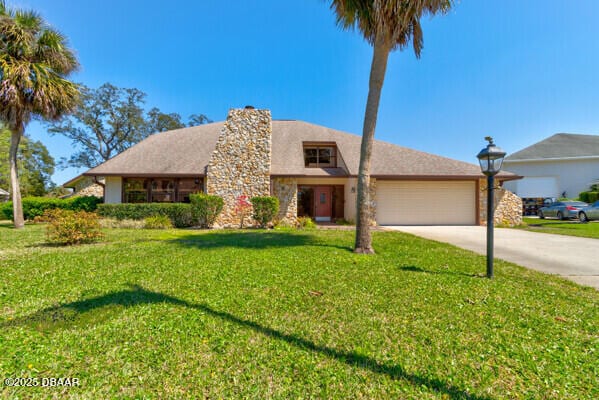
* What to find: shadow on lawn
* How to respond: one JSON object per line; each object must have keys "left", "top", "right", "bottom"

{"left": 527, "top": 221, "right": 582, "bottom": 227}
{"left": 399, "top": 265, "right": 482, "bottom": 278}
{"left": 3, "top": 284, "right": 488, "bottom": 400}
{"left": 169, "top": 231, "right": 352, "bottom": 251}
{"left": 1, "top": 284, "right": 189, "bottom": 331}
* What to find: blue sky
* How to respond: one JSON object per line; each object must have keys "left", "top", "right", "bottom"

{"left": 14, "top": 0, "right": 599, "bottom": 185}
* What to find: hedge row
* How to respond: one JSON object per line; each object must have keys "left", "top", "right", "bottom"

{"left": 0, "top": 196, "right": 102, "bottom": 220}
{"left": 579, "top": 191, "right": 599, "bottom": 204}
{"left": 97, "top": 203, "right": 193, "bottom": 228}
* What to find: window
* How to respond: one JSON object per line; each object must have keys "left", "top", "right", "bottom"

{"left": 124, "top": 178, "right": 148, "bottom": 203}
{"left": 151, "top": 179, "right": 175, "bottom": 202}
{"left": 177, "top": 178, "right": 202, "bottom": 203}
{"left": 303, "top": 145, "right": 337, "bottom": 167}
{"left": 123, "top": 177, "right": 203, "bottom": 203}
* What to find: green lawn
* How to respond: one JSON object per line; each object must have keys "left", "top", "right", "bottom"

{"left": 514, "top": 217, "right": 599, "bottom": 239}
{"left": 1, "top": 222, "right": 597, "bottom": 399}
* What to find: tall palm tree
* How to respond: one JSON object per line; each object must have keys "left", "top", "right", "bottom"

{"left": 0, "top": 1, "right": 79, "bottom": 228}
{"left": 329, "top": 0, "right": 453, "bottom": 253}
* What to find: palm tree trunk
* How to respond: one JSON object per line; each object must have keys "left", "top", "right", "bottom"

{"left": 9, "top": 127, "right": 24, "bottom": 229}
{"left": 354, "top": 36, "right": 391, "bottom": 254}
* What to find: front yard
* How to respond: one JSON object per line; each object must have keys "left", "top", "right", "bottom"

{"left": 515, "top": 217, "right": 599, "bottom": 239}
{"left": 1, "top": 222, "right": 597, "bottom": 399}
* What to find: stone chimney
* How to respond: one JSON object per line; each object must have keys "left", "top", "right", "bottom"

{"left": 206, "top": 108, "right": 272, "bottom": 227}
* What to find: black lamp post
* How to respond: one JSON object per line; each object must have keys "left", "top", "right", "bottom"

{"left": 476, "top": 136, "right": 506, "bottom": 279}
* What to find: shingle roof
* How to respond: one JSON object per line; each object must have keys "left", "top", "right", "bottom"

{"left": 506, "top": 133, "right": 599, "bottom": 161}
{"left": 84, "top": 119, "right": 511, "bottom": 179}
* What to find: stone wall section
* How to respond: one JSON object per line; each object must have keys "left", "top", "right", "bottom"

{"left": 369, "top": 178, "right": 377, "bottom": 226}
{"left": 479, "top": 179, "right": 523, "bottom": 226}
{"left": 272, "top": 177, "right": 298, "bottom": 225}
{"left": 70, "top": 176, "right": 104, "bottom": 198}
{"left": 206, "top": 108, "right": 272, "bottom": 227}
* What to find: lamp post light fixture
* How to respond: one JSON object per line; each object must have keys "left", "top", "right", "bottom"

{"left": 477, "top": 136, "right": 506, "bottom": 279}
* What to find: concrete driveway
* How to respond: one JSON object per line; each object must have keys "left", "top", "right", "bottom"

{"left": 385, "top": 226, "right": 599, "bottom": 289}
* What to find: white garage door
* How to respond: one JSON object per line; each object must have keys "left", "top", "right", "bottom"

{"left": 514, "top": 177, "right": 558, "bottom": 198}
{"left": 376, "top": 180, "right": 476, "bottom": 225}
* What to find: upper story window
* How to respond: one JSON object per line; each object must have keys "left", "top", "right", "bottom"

{"left": 304, "top": 144, "right": 337, "bottom": 168}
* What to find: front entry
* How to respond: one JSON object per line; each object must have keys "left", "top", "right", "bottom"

{"left": 313, "top": 186, "right": 333, "bottom": 222}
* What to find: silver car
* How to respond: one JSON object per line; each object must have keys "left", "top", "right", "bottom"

{"left": 578, "top": 201, "right": 599, "bottom": 222}
{"left": 538, "top": 201, "right": 588, "bottom": 220}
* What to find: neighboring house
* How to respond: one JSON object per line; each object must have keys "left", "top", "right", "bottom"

{"left": 0, "top": 188, "right": 9, "bottom": 202}
{"left": 503, "top": 133, "right": 599, "bottom": 214}
{"left": 73, "top": 107, "right": 521, "bottom": 226}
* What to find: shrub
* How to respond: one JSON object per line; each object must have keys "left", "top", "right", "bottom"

{"left": 99, "top": 218, "right": 145, "bottom": 229}
{"left": 189, "top": 194, "right": 224, "bottom": 228}
{"left": 0, "top": 196, "right": 102, "bottom": 220}
{"left": 297, "top": 216, "right": 316, "bottom": 230}
{"left": 144, "top": 215, "right": 173, "bottom": 229}
{"left": 97, "top": 203, "right": 193, "bottom": 228}
{"left": 235, "top": 195, "right": 252, "bottom": 228}
{"left": 44, "top": 209, "right": 103, "bottom": 245}
{"left": 0, "top": 202, "right": 11, "bottom": 219}
{"left": 579, "top": 191, "right": 599, "bottom": 203}
{"left": 66, "top": 196, "right": 103, "bottom": 212}
{"left": 274, "top": 219, "right": 296, "bottom": 229}
{"left": 251, "top": 196, "right": 279, "bottom": 228}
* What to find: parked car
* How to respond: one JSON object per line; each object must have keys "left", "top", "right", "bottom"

{"left": 578, "top": 201, "right": 599, "bottom": 222}
{"left": 538, "top": 201, "right": 588, "bottom": 220}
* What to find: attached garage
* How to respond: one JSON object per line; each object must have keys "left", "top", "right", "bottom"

{"left": 376, "top": 180, "right": 477, "bottom": 225}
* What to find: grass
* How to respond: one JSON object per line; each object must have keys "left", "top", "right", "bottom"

{"left": 0, "top": 222, "right": 597, "bottom": 399}
{"left": 514, "top": 217, "right": 599, "bottom": 239}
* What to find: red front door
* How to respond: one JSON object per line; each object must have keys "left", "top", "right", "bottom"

{"left": 314, "top": 186, "right": 332, "bottom": 221}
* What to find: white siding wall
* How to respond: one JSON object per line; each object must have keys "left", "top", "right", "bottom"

{"left": 104, "top": 176, "right": 122, "bottom": 204}
{"left": 503, "top": 159, "right": 599, "bottom": 198}
{"left": 344, "top": 177, "right": 357, "bottom": 222}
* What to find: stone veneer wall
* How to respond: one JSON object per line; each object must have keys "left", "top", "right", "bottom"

{"left": 479, "top": 179, "right": 523, "bottom": 226}
{"left": 72, "top": 177, "right": 104, "bottom": 198}
{"left": 206, "top": 108, "right": 272, "bottom": 227}
{"left": 272, "top": 178, "right": 298, "bottom": 225}
{"left": 369, "top": 178, "right": 377, "bottom": 226}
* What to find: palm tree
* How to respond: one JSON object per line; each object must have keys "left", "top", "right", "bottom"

{"left": 0, "top": 1, "right": 79, "bottom": 228}
{"left": 330, "top": 0, "right": 453, "bottom": 253}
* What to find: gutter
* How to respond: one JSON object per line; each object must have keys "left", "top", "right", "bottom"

{"left": 505, "top": 155, "right": 599, "bottom": 163}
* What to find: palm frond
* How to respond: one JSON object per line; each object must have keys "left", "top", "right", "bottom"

{"left": 35, "top": 29, "right": 79, "bottom": 74}
{"left": 330, "top": 0, "right": 453, "bottom": 55}
{"left": 0, "top": 2, "right": 79, "bottom": 129}
{"left": 14, "top": 9, "right": 41, "bottom": 32}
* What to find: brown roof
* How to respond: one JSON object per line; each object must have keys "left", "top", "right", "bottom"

{"left": 84, "top": 120, "right": 515, "bottom": 180}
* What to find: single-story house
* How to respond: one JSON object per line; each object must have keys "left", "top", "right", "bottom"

{"left": 0, "top": 188, "right": 9, "bottom": 202}
{"left": 68, "top": 107, "right": 521, "bottom": 226}
{"left": 503, "top": 133, "right": 599, "bottom": 214}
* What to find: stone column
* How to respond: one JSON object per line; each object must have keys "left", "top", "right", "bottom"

{"left": 479, "top": 178, "right": 523, "bottom": 226}
{"left": 206, "top": 108, "right": 272, "bottom": 227}
{"left": 272, "top": 177, "right": 298, "bottom": 226}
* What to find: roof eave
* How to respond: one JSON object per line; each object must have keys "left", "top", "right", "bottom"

{"left": 62, "top": 173, "right": 87, "bottom": 188}
{"left": 505, "top": 155, "right": 599, "bottom": 163}
{"left": 82, "top": 172, "right": 205, "bottom": 178}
